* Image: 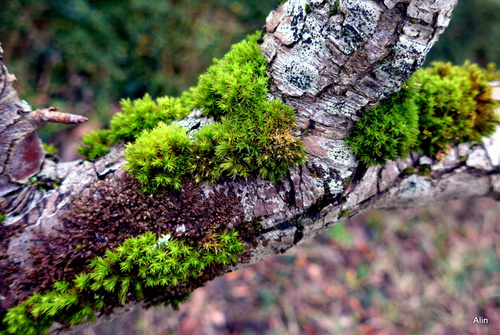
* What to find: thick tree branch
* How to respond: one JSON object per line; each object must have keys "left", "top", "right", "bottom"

{"left": 3, "top": 0, "right": 499, "bottom": 333}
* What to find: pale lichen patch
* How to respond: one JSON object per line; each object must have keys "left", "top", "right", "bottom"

{"left": 483, "top": 126, "right": 500, "bottom": 167}
{"left": 247, "top": 227, "right": 296, "bottom": 266}
{"left": 466, "top": 148, "right": 493, "bottom": 170}
{"left": 328, "top": 0, "right": 381, "bottom": 54}
{"left": 400, "top": 174, "right": 432, "bottom": 199}
{"left": 305, "top": 138, "right": 357, "bottom": 195}
{"left": 407, "top": 2, "right": 434, "bottom": 24}
{"left": 274, "top": 0, "right": 308, "bottom": 45}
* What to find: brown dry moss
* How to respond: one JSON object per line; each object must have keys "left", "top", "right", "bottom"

{"left": 3, "top": 173, "right": 258, "bottom": 312}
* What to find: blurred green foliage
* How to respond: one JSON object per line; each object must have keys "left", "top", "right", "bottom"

{"left": 0, "top": 0, "right": 277, "bottom": 122}
{"left": 425, "top": 0, "right": 500, "bottom": 66}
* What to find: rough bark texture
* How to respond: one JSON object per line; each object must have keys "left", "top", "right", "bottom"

{"left": 4, "top": 0, "right": 500, "bottom": 332}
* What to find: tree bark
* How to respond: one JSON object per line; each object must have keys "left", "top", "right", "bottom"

{"left": 3, "top": 0, "right": 500, "bottom": 332}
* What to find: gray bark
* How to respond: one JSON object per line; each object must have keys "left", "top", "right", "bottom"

{"left": 4, "top": 0, "right": 499, "bottom": 332}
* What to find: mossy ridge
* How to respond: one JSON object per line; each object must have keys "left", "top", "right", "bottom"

{"left": 0, "top": 231, "right": 244, "bottom": 335}
{"left": 124, "top": 33, "right": 306, "bottom": 192}
{"left": 346, "top": 61, "right": 500, "bottom": 166}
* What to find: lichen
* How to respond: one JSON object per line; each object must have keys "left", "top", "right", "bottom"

{"left": 328, "top": 0, "right": 381, "bottom": 55}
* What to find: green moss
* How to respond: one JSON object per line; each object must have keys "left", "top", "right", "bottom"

{"left": 42, "top": 143, "right": 58, "bottom": 155}
{"left": 338, "top": 209, "right": 351, "bottom": 219}
{"left": 18, "top": 174, "right": 246, "bottom": 297}
{"left": 329, "top": 1, "right": 339, "bottom": 16}
{"left": 411, "top": 61, "right": 500, "bottom": 158}
{"left": 0, "top": 214, "right": 5, "bottom": 223}
{"left": 124, "top": 33, "right": 306, "bottom": 191}
{"left": 77, "top": 94, "right": 190, "bottom": 159}
{"left": 417, "top": 165, "right": 432, "bottom": 176}
{"left": 485, "top": 63, "right": 500, "bottom": 81}
{"left": 0, "top": 231, "right": 244, "bottom": 334}
{"left": 27, "top": 176, "right": 62, "bottom": 191}
{"left": 77, "top": 129, "right": 112, "bottom": 160}
{"left": 345, "top": 89, "right": 419, "bottom": 166}
{"left": 125, "top": 123, "right": 192, "bottom": 192}
{"left": 346, "top": 61, "right": 500, "bottom": 166}
{"left": 78, "top": 32, "right": 306, "bottom": 190}
{"left": 403, "top": 166, "right": 416, "bottom": 175}
{"left": 108, "top": 94, "right": 190, "bottom": 144}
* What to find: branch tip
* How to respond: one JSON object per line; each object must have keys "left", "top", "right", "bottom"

{"left": 27, "top": 107, "right": 89, "bottom": 124}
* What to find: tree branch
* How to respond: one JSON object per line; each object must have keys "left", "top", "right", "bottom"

{"left": 3, "top": 0, "right": 499, "bottom": 333}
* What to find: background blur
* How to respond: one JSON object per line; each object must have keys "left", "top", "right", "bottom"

{"left": 1, "top": 0, "right": 499, "bottom": 334}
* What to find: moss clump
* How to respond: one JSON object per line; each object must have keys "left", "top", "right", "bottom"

{"left": 345, "top": 89, "right": 419, "bottom": 166}
{"left": 77, "top": 94, "right": 190, "bottom": 159}
{"left": 124, "top": 33, "right": 306, "bottom": 191}
{"left": 125, "top": 123, "right": 193, "bottom": 191}
{"left": 346, "top": 62, "right": 500, "bottom": 165}
{"left": 79, "top": 32, "right": 306, "bottom": 190}
{"left": 5, "top": 175, "right": 245, "bottom": 299}
{"left": 0, "top": 173, "right": 260, "bottom": 334}
{"left": 41, "top": 143, "right": 58, "bottom": 155}
{"left": 77, "top": 129, "right": 113, "bottom": 160}
{"left": 0, "top": 231, "right": 244, "bottom": 335}
{"left": 329, "top": 1, "right": 340, "bottom": 16}
{"left": 108, "top": 94, "right": 190, "bottom": 143}
{"left": 410, "top": 61, "right": 499, "bottom": 158}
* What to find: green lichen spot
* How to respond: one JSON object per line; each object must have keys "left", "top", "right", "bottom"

{"left": 338, "top": 209, "right": 351, "bottom": 219}
{"left": 329, "top": 1, "right": 339, "bottom": 16}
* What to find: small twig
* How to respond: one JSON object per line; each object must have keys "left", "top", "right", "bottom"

{"left": 26, "top": 107, "right": 89, "bottom": 124}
